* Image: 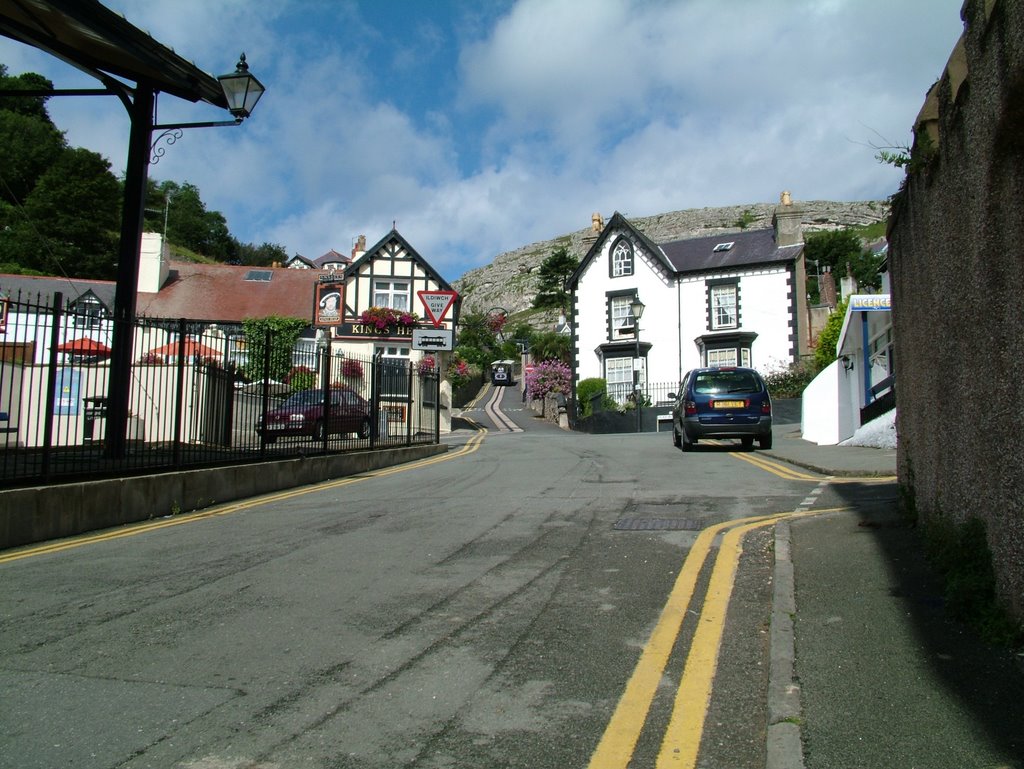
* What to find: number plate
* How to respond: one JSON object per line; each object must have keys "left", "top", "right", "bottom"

{"left": 712, "top": 400, "right": 745, "bottom": 409}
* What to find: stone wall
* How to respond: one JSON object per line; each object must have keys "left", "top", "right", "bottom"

{"left": 888, "top": 0, "right": 1024, "bottom": 622}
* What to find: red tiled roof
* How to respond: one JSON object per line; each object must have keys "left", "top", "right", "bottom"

{"left": 136, "top": 262, "right": 322, "bottom": 323}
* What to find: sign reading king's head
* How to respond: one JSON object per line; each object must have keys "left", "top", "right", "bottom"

{"left": 314, "top": 281, "right": 344, "bottom": 326}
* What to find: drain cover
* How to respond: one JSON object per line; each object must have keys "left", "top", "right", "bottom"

{"left": 612, "top": 517, "right": 707, "bottom": 531}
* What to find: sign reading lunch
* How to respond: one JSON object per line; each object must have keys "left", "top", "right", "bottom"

{"left": 417, "top": 290, "right": 458, "bottom": 328}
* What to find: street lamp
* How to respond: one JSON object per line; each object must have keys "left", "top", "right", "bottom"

{"left": 630, "top": 297, "right": 645, "bottom": 433}
{"left": 217, "top": 53, "right": 266, "bottom": 119}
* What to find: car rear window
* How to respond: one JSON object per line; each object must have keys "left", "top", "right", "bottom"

{"left": 693, "top": 371, "right": 763, "bottom": 395}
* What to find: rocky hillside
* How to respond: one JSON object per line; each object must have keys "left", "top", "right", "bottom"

{"left": 454, "top": 199, "right": 889, "bottom": 318}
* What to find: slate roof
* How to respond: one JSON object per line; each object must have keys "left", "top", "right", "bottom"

{"left": 135, "top": 262, "right": 323, "bottom": 323}
{"left": 0, "top": 273, "right": 117, "bottom": 309}
{"left": 660, "top": 227, "right": 802, "bottom": 274}
{"left": 313, "top": 250, "right": 350, "bottom": 269}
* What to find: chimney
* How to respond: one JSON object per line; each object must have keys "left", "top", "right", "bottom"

{"left": 352, "top": 234, "right": 367, "bottom": 259}
{"left": 818, "top": 267, "right": 837, "bottom": 309}
{"left": 137, "top": 232, "right": 170, "bottom": 293}
{"left": 581, "top": 212, "right": 604, "bottom": 251}
{"left": 840, "top": 262, "right": 858, "bottom": 301}
{"left": 772, "top": 190, "right": 803, "bottom": 247}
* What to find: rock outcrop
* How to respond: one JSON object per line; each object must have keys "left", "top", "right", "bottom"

{"left": 454, "top": 199, "right": 888, "bottom": 316}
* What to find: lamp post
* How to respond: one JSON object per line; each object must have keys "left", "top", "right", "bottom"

{"left": 630, "top": 297, "right": 645, "bottom": 433}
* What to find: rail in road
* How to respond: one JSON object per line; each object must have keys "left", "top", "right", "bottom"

{"left": 2, "top": 407, "right": 908, "bottom": 768}
{"left": 459, "top": 381, "right": 523, "bottom": 433}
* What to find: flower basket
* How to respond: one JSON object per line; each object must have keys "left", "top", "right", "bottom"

{"left": 359, "top": 306, "right": 420, "bottom": 333}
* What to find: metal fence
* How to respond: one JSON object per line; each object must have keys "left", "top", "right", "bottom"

{"left": 0, "top": 290, "right": 440, "bottom": 488}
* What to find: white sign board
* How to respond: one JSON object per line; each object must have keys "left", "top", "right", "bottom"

{"left": 412, "top": 328, "right": 453, "bottom": 351}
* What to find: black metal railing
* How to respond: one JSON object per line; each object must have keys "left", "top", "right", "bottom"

{"left": 0, "top": 291, "right": 440, "bottom": 488}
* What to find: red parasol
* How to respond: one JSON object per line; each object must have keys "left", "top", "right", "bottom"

{"left": 146, "top": 339, "right": 223, "bottom": 359}
{"left": 54, "top": 338, "right": 112, "bottom": 355}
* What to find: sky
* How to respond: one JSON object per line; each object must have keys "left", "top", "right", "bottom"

{"left": 0, "top": 0, "right": 965, "bottom": 282}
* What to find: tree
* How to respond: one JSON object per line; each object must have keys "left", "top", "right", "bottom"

{"left": 532, "top": 246, "right": 578, "bottom": 315}
{"left": 530, "top": 330, "right": 571, "bottom": 364}
{"left": 804, "top": 230, "right": 884, "bottom": 299}
{"left": 2, "top": 147, "right": 120, "bottom": 277}
{"left": 242, "top": 316, "right": 308, "bottom": 383}
{"left": 814, "top": 297, "right": 849, "bottom": 369}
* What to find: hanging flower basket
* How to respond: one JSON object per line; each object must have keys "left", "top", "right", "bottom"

{"left": 359, "top": 306, "right": 419, "bottom": 332}
{"left": 418, "top": 355, "right": 437, "bottom": 375}
{"left": 341, "top": 358, "right": 364, "bottom": 380}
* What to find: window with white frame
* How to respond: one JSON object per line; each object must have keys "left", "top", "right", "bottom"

{"left": 611, "top": 239, "right": 633, "bottom": 277}
{"left": 710, "top": 284, "right": 738, "bottom": 329}
{"left": 707, "top": 348, "right": 737, "bottom": 367}
{"left": 611, "top": 295, "right": 636, "bottom": 340}
{"left": 605, "top": 356, "right": 635, "bottom": 404}
{"left": 373, "top": 280, "right": 410, "bottom": 310}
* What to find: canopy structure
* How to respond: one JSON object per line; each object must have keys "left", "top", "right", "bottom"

{"left": 146, "top": 339, "right": 224, "bottom": 360}
{"left": 0, "top": 0, "right": 228, "bottom": 106}
{"left": 54, "top": 338, "right": 112, "bottom": 356}
{"left": 0, "top": 0, "right": 255, "bottom": 458}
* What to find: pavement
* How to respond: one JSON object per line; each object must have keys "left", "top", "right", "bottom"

{"left": 761, "top": 423, "right": 1024, "bottom": 769}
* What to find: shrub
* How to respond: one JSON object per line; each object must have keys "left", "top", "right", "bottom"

{"left": 577, "top": 377, "right": 615, "bottom": 416}
{"left": 525, "top": 359, "right": 571, "bottom": 401}
{"left": 286, "top": 365, "right": 316, "bottom": 392}
{"left": 762, "top": 358, "right": 819, "bottom": 398}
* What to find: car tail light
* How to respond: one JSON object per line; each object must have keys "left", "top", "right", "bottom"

{"left": 684, "top": 400, "right": 697, "bottom": 416}
{"left": 762, "top": 400, "right": 771, "bottom": 415}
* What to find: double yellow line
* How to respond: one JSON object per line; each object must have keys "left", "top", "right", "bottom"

{"left": 587, "top": 507, "right": 844, "bottom": 769}
{"left": 0, "top": 431, "right": 487, "bottom": 565}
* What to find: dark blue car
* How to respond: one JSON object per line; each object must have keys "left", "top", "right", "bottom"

{"left": 669, "top": 367, "right": 773, "bottom": 451}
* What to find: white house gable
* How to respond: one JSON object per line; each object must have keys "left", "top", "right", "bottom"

{"left": 570, "top": 197, "right": 806, "bottom": 405}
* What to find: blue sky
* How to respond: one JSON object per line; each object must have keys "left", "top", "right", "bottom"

{"left": 0, "top": 0, "right": 964, "bottom": 281}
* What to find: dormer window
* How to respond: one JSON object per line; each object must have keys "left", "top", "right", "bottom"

{"left": 611, "top": 238, "right": 634, "bottom": 277}
{"left": 70, "top": 294, "right": 105, "bottom": 329}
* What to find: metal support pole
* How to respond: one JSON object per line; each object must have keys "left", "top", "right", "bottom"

{"left": 635, "top": 326, "right": 642, "bottom": 433}
{"left": 105, "top": 86, "right": 155, "bottom": 458}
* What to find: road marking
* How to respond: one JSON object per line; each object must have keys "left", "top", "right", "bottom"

{"left": 655, "top": 516, "right": 779, "bottom": 767}
{"left": 0, "top": 431, "right": 488, "bottom": 564}
{"left": 727, "top": 450, "right": 822, "bottom": 481}
{"left": 587, "top": 507, "right": 848, "bottom": 769}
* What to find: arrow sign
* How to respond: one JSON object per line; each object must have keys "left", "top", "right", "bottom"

{"left": 417, "top": 290, "right": 458, "bottom": 328}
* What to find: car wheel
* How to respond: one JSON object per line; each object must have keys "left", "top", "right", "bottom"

{"left": 313, "top": 420, "right": 326, "bottom": 441}
{"left": 682, "top": 432, "right": 696, "bottom": 452}
{"left": 758, "top": 433, "right": 773, "bottom": 450}
{"left": 741, "top": 436, "right": 754, "bottom": 451}
{"left": 358, "top": 417, "right": 372, "bottom": 439}
{"left": 672, "top": 426, "right": 682, "bottom": 448}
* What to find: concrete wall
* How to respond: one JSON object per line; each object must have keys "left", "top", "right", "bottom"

{"left": 0, "top": 443, "right": 447, "bottom": 551}
{"left": 888, "top": 0, "right": 1024, "bottom": 622}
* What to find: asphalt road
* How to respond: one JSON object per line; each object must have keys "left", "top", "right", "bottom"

{"left": 1, "top": 387, "right": 869, "bottom": 769}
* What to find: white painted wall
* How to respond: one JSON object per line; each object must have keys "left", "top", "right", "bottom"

{"left": 574, "top": 231, "right": 798, "bottom": 390}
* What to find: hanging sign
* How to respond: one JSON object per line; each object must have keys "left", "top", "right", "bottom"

{"left": 314, "top": 282, "right": 344, "bottom": 326}
{"left": 417, "top": 290, "right": 458, "bottom": 328}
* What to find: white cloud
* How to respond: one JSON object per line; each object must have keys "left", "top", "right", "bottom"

{"left": 0, "top": 0, "right": 965, "bottom": 281}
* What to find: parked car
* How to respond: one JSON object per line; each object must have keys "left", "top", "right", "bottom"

{"left": 257, "top": 387, "right": 372, "bottom": 443}
{"left": 669, "top": 367, "right": 773, "bottom": 451}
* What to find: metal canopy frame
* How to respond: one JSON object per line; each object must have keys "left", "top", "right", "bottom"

{"left": 0, "top": 0, "right": 248, "bottom": 458}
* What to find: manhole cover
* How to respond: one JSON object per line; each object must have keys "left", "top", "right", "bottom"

{"left": 612, "top": 518, "right": 707, "bottom": 531}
